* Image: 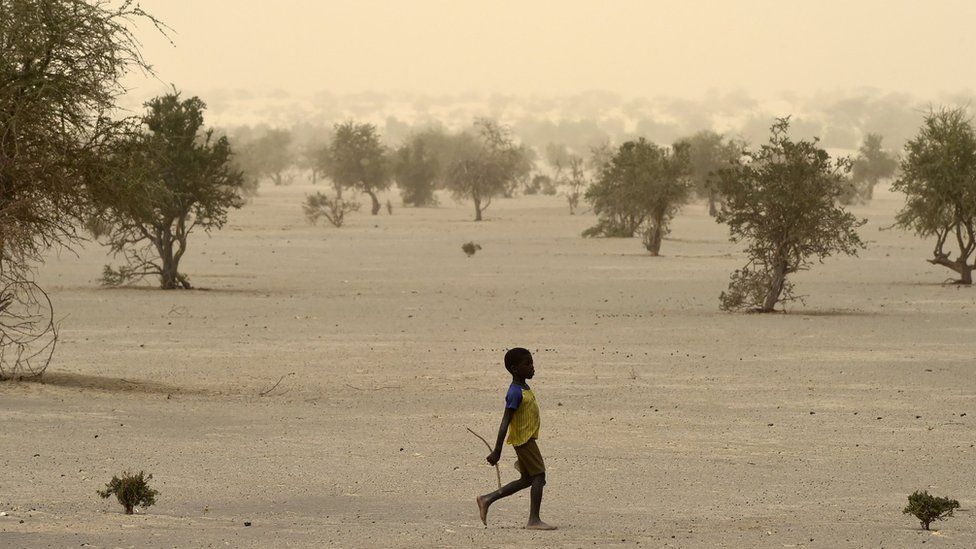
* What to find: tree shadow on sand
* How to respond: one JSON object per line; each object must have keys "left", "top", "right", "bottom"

{"left": 16, "top": 371, "right": 204, "bottom": 395}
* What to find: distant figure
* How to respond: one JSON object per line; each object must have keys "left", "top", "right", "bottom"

{"left": 386, "top": 199, "right": 393, "bottom": 215}
{"left": 476, "top": 348, "right": 556, "bottom": 530}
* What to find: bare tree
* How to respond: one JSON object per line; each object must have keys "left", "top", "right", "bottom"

{"left": 303, "top": 193, "right": 360, "bottom": 227}
{"left": 0, "top": 0, "right": 162, "bottom": 376}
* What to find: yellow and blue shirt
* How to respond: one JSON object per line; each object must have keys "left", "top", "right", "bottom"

{"left": 505, "top": 383, "right": 540, "bottom": 446}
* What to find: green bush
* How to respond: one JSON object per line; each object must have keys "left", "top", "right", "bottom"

{"left": 97, "top": 471, "right": 158, "bottom": 514}
{"left": 903, "top": 490, "right": 960, "bottom": 530}
{"left": 461, "top": 241, "right": 482, "bottom": 257}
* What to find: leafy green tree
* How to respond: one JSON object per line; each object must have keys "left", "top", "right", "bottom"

{"left": 97, "top": 92, "right": 245, "bottom": 289}
{"left": 324, "top": 121, "right": 390, "bottom": 215}
{"left": 0, "top": 0, "right": 160, "bottom": 377}
{"left": 98, "top": 471, "right": 158, "bottom": 515}
{"left": 393, "top": 137, "right": 439, "bottom": 206}
{"left": 714, "top": 118, "right": 865, "bottom": 312}
{"left": 903, "top": 491, "right": 960, "bottom": 531}
{"left": 582, "top": 138, "right": 691, "bottom": 255}
{"left": 892, "top": 108, "right": 976, "bottom": 284}
{"left": 447, "top": 119, "right": 521, "bottom": 221}
{"left": 677, "top": 130, "right": 742, "bottom": 216}
{"left": 851, "top": 133, "right": 898, "bottom": 201}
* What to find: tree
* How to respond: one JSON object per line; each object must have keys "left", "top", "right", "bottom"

{"left": 324, "top": 121, "right": 390, "bottom": 215}
{"left": 97, "top": 92, "right": 245, "bottom": 289}
{"left": 678, "top": 130, "right": 742, "bottom": 216}
{"left": 509, "top": 144, "right": 537, "bottom": 197}
{"left": 582, "top": 138, "right": 692, "bottom": 256}
{"left": 564, "top": 155, "right": 587, "bottom": 214}
{"left": 903, "top": 491, "right": 960, "bottom": 531}
{"left": 447, "top": 119, "right": 521, "bottom": 221}
{"left": 851, "top": 133, "right": 898, "bottom": 201}
{"left": 0, "top": 0, "right": 160, "bottom": 377}
{"left": 393, "top": 136, "right": 439, "bottom": 206}
{"left": 892, "top": 108, "right": 976, "bottom": 284}
{"left": 545, "top": 142, "right": 571, "bottom": 186}
{"left": 714, "top": 118, "right": 865, "bottom": 312}
{"left": 246, "top": 129, "right": 293, "bottom": 186}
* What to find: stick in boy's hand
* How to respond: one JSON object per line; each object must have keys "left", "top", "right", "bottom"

{"left": 466, "top": 426, "right": 501, "bottom": 489}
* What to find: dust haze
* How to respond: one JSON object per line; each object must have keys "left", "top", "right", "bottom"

{"left": 4, "top": 1, "right": 976, "bottom": 547}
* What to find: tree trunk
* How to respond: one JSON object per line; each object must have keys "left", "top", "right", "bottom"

{"left": 124, "top": 505, "right": 134, "bottom": 515}
{"left": 960, "top": 264, "right": 973, "bottom": 285}
{"left": 334, "top": 181, "right": 343, "bottom": 199}
{"left": 366, "top": 190, "right": 380, "bottom": 215}
{"left": 474, "top": 196, "right": 483, "bottom": 221}
{"left": 761, "top": 260, "right": 788, "bottom": 312}
{"left": 707, "top": 191, "right": 718, "bottom": 217}
{"left": 643, "top": 218, "right": 663, "bottom": 256}
{"left": 927, "top": 256, "right": 974, "bottom": 284}
{"left": 158, "top": 231, "right": 191, "bottom": 290}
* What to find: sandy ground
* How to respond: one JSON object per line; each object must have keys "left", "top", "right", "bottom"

{"left": 1, "top": 183, "right": 975, "bottom": 548}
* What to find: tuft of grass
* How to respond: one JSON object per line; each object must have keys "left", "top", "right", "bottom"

{"left": 903, "top": 490, "right": 960, "bottom": 530}
{"left": 97, "top": 471, "right": 158, "bottom": 515}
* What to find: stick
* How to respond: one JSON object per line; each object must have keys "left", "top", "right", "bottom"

{"left": 259, "top": 372, "right": 294, "bottom": 396}
{"left": 466, "top": 427, "right": 501, "bottom": 489}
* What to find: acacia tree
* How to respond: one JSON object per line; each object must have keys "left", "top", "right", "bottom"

{"left": 508, "top": 144, "right": 537, "bottom": 197}
{"left": 245, "top": 129, "right": 293, "bottom": 186}
{"left": 0, "top": 0, "right": 160, "bottom": 377}
{"left": 851, "top": 133, "right": 898, "bottom": 201}
{"left": 564, "top": 155, "right": 587, "bottom": 214}
{"left": 892, "top": 108, "right": 976, "bottom": 284}
{"left": 393, "top": 136, "right": 439, "bottom": 206}
{"left": 714, "top": 118, "right": 865, "bottom": 312}
{"left": 678, "top": 130, "right": 742, "bottom": 216}
{"left": 582, "top": 138, "right": 691, "bottom": 256}
{"left": 447, "top": 119, "right": 521, "bottom": 221}
{"left": 325, "top": 121, "right": 390, "bottom": 215}
{"left": 98, "top": 92, "right": 245, "bottom": 289}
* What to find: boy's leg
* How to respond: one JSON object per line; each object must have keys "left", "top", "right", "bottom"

{"left": 477, "top": 474, "right": 532, "bottom": 525}
{"left": 525, "top": 473, "right": 556, "bottom": 530}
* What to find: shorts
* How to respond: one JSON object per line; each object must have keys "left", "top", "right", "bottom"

{"left": 513, "top": 439, "right": 546, "bottom": 477}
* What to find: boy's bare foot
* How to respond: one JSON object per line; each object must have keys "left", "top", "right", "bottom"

{"left": 476, "top": 495, "right": 490, "bottom": 526}
{"left": 525, "top": 519, "right": 557, "bottom": 530}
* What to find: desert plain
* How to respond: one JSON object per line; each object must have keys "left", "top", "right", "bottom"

{"left": 1, "top": 183, "right": 975, "bottom": 548}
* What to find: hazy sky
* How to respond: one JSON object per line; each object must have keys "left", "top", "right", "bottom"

{"left": 129, "top": 1, "right": 976, "bottom": 100}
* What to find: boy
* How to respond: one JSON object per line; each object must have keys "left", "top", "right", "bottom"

{"left": 476, "top": 347, "right": 556, "bottom": 530}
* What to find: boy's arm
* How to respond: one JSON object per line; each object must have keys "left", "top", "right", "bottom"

{"left": 486, "top": 407, "right": 515, "bottom": 465}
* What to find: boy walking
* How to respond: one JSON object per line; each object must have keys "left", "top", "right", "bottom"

{"left": 476, "top": 347, "right": 556, "bottom": 530}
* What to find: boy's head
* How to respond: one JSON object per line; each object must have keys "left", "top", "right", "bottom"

{"left": 504, "top": 347, "right": 534, "bottom": 379}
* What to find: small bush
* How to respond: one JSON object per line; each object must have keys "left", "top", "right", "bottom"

{"left": 462, "top": 241, "right": 482, "bottom": 257}
{"left": 303, "top": 193, "right": 360, "bottom": 227}
{"left": 97, "top": 471, "right": 158, "bottom": 515}
{"left": 903, "top": 490, "right": 960, "bottom": 530}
